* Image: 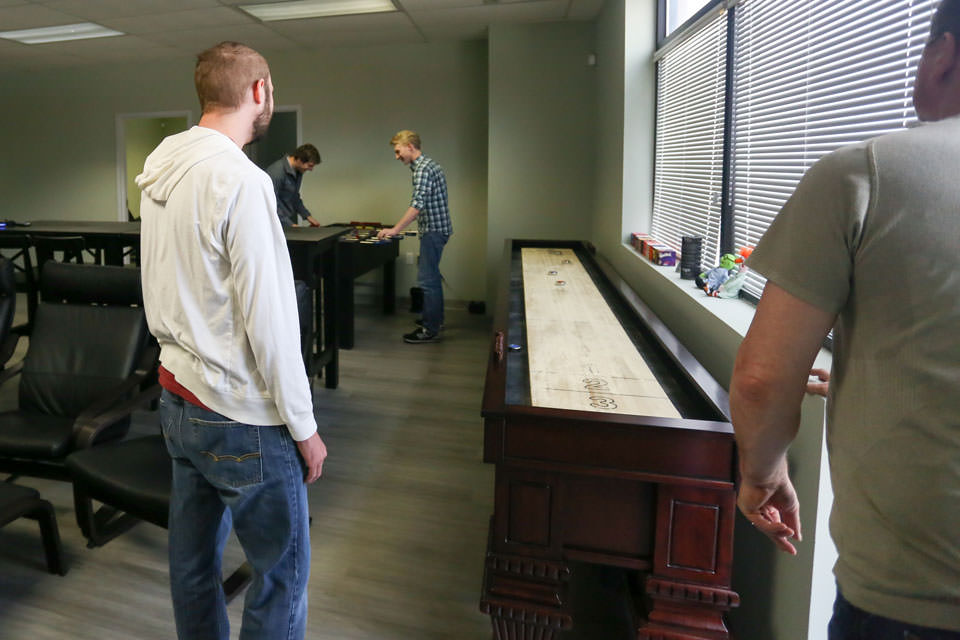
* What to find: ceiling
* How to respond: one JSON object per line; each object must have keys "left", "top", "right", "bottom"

{"left": 0, "top": 0, "right": 604, "bottom": 72}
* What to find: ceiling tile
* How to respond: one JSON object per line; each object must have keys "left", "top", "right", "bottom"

{"left": 265, "top": 11, "right": 414, "bottom": 36}
{"left": 418, "top": 22, "right": 487, "bottom": 41}
{"left": 295, "top": 28, "right": 425, "bottom": 48}
{"left": 395, "top": 0, "right": 480, "bottom": 11}
{"left": 408, "top": 0, "right": 567, "bottom": 28}
{"left": 0, "top": 3, "right": 83, "bottom": 30}
{"left": 98, "top": 7, "right": 255, "bottom": 35}
{"left": 41, "top": 0, "right": 223, "bottom": 21}
{"left": 27, "top": 34, "right": 176, "bottom": 57}
{"left": 142, "top": 23, "right": 299, "bottom": 52}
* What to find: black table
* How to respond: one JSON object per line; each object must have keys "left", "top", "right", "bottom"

{"left": 0, "top": 221, "right": 347, "bottom": 388}
{"left": 329, "top": 225, "right": 401, "bottom": 349}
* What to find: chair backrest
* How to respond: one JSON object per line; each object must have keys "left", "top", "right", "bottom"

{"left": 0, "top": 234, "right": 37, "bottom": 288}
{"left": 0, "top": 257, "right": 15, "bottom": 343}
{"left": 20, "top": 262, "right": 148, "bottom": 418}
{"left": 33, "top": 235, "right": 85, "bottom": 268}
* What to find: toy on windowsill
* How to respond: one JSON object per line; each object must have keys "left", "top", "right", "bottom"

{"left": 695, "top": 247, "right": 754, "bottom": 298}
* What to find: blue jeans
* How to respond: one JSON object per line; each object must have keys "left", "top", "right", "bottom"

{"left": 829, "top": 589, "right": 960, "bottom": 640}
{"left": 160, "top": 390, "right": 310, "bottom": 640}
{"left": 418, "top": 231, "right": 449, "bottom": 334}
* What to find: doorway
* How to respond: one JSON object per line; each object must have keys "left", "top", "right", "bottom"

{"left": 244, "top": 107, "right": 300, "bottom": 170}
{"left": 116, "top": 111, "right": 191, "bottom": 221}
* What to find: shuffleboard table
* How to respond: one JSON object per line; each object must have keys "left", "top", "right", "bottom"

{"left": 480, "top": 239, "right": 739, "bottom": 639}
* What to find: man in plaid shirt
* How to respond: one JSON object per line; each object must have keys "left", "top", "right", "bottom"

{"left": 378, "top": 130, "right": 453, "bottom": 343}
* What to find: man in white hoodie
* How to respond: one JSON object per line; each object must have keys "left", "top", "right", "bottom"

{"left": 136, "top": 41, "right": 326, "bottom": 640}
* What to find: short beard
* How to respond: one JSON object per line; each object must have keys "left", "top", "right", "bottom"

{"left": 250, "top": 107, "right": 272, "bottom": 144}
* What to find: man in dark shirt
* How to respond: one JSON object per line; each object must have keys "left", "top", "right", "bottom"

{"left": 265, "top": 144, "right": 322, "bottom": 227}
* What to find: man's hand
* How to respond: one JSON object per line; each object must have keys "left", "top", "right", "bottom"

{"left": 296, "top": 432, "right": 327, "bottom": 483}
{"left": 376, "top": 227, "right": 398, "bottom": 240}
{"left": 806, "top": 368, "right": 830, "bottom": 397}
{"left": 306, "top": 216, "right": 322, "bottom": 227}
{"left": 738, "top": 458, "right": 802, "bottom": 555}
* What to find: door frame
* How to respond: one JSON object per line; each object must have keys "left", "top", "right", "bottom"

{"left": 115, "top": 110, "right": 193, "bottom": 221}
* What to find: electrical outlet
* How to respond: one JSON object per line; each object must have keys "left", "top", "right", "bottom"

{"left": 406, "top": 252, "right": 415, "bottom": 265}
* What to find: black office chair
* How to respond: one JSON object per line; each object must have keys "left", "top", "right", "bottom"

{"left": 67, "top": 435, "right": 252, "bottom": 601}
{"left": 0, "top": 235, "right": 39, "bottom": 334}
{"left": 33, "top": 235, "right": 86, "bottom": 268}
{"left": 0, "top": 256, "right": 66, "bottom": 575}
{"left": 0, "top": 262, "right": 157, "bottom": 482}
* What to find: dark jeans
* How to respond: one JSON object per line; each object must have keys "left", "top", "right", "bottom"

{"left": 829, "top": 589, "right": 960, "bottom": 640}
{"left": 418, "top": 231, "right": 449, "bottom": 334}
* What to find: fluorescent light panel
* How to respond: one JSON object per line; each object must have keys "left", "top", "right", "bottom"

{"left": 0, "top": 22, "right": 124, "bottom": 44}
{"left": 240, "top": 0, "right": 396, "bottom": 21}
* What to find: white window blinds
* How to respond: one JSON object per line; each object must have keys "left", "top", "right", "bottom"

{"left": 732, "top": 0, "right": 937, "bottom": 298}
{"left": 652, "top": 7, "right": 727, "bottom": 268}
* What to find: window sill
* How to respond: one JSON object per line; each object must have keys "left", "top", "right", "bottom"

{"left": 622, "top": 242, "right": 757, "bottom": 338}
{"left": 619, "top": 242, "right": 833, "bottom": 371}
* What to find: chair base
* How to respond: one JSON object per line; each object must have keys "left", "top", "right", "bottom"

{"left": 74, "top": 487, "right": 251, "bottom": 601}
{"left": 0, "top": 483, "right": 67, "bottom": 575}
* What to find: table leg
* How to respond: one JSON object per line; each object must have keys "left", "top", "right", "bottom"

{"left": 382, "top": 258, "right": 396, "bottom": 315}
{"left": 637, "top": 485, "right": 739, "bottom": 640}
{"left": 322, "top": 244, "right": 339, "bottom": 389}
{"left": 338, "top": 274, "right": 355, "bottom": 350}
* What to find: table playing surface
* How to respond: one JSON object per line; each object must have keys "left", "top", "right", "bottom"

{"left": 521, "top": 247, "right": 680, "bottom": 418}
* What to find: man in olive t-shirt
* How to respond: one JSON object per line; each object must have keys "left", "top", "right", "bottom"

{"left": 730, "top": 1, "right": 960, "bottom": 637}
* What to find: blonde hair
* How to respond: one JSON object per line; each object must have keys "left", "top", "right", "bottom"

{"left": 390, "top": 130, "right": 421, "bottom": 150}
{"left": 194, "top": 42, "right": 270, "bottom": 112}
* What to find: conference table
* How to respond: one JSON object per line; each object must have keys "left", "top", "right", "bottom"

{"left": 0, "top": 220, "right": 347, "bottom": 388}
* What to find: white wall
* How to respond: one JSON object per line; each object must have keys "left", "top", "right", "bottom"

{"left": 486, "top": 22, "right": 597, "bottom": 300}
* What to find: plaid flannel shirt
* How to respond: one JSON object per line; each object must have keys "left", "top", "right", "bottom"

{"left": 409, "top": 155, "right": 452, "bottom": 235}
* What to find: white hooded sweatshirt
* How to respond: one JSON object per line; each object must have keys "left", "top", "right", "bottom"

{"left": 136, "top": 125, "right": 317, "bottom": 442}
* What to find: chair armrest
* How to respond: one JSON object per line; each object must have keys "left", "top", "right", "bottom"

{"left": 0, "top": 360, "right": 24, "bottom": 388}
{"left": 73, "top": 383, "right": 162, "bottom": 449}
{"left": 71, "top": 344, "right": 161, "bottom": 448}
{"left": 0, "top": 332, "right": 21, "bottom": 369}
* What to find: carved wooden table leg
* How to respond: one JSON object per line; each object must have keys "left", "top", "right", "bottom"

{"left": 636, "top": 485, "right": 740, "bottom": 640}
{"left": 480, "top": 550, "right": 572, "bottom": 640}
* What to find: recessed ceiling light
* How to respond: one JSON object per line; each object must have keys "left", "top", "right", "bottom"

{"left": 0, "top": 22, "right": 124, "bottom": 45}
{"left": 240, "top": 0, "right": 397, "bottom": 21}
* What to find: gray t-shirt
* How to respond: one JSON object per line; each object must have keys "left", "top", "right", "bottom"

{"left": 749, "top": 115, "right": 960, "bottom": 631}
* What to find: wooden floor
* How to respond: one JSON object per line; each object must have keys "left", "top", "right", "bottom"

{"left": 0, "top": 302, "right": 496, "bottom": 639}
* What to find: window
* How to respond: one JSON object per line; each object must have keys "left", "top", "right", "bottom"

{"left": 650, "top": 0, "right": 937, "bottom": 298}
{"left": 664, "top": 0, "right": 717, "bottom": 37}
{"left": 652, "top": 6, "right": 727, "bottom": 268}
{"left": 731, "top": 0, "right": 937, "bottom": 297}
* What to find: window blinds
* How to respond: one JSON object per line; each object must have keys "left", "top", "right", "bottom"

{"left": 652, "top": 7, "right": 727, "bottom": 268}
{"left": 731, "top": 0, "right": 937, "bottom": 298}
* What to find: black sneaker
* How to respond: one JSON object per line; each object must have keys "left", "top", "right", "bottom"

{"left": 414, "top": 318, "right": 445, "bottom": 329}
{"left": 403, "top": 327, "right": 442, "bottom": 343}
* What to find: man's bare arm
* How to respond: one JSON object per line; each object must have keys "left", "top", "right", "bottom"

{"left": 730, "top": 281, "right": 835, "bottom": 554}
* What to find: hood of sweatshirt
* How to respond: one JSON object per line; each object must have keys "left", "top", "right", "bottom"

{"left": 136, "top": 126, "right": 236, "bottom": 204}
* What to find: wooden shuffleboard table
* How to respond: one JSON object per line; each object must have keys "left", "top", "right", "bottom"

{"left": 0, "top": 220, "right": 347, "bottom": 388}
{"left": 480, "top": 239, "right": 739, "bottom": 640}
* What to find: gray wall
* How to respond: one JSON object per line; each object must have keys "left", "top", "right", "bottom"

{"left": 0, "top": 40, "right": 489, "bottom": 303}
{"left": 486, "top": 22, "right": 597, "bottom": 300}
